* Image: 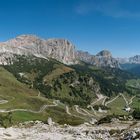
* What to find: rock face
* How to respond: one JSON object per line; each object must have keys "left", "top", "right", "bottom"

{"left": 0, "top": 35, "right": 77, "bottom": 65}
{"left": 76, "top": 50, "right": 119, "bottom": 68}
{"left": 117, "top": 55, "right": 140, "bottom": 64}
{"left": 0, "top": 35, "right": 120, "bottom": 67}
{"left": 0, "top": 121, "right": 139, "bottom": 140}
{"left": 0, "top": 52, "right": 14, "bottom": 65}
{"left": 116, "top": 58, "right": 129, "bottom": 64}
{"left": 129, "top": 55, "right": 140, "bottom": 64}
{"left": 96, "top": 50, "right": 112, "bottom": 58}
{"left": 47, "top": 117, "right": 53, "bottom": 125}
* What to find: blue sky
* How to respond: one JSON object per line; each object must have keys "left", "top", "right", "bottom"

{"left": 0, "top": 0, "right": 140, "bottom": 57}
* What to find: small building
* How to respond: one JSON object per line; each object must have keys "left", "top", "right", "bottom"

{"left": 124, "top": 106, "right": 131, "bottom": 112}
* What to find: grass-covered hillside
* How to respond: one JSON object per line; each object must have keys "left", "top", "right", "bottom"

{"left": 0, "top": 66, "right": 50, "bottom": 110}
{"left": 0, "top": 65, "right": 85, "bottom": 126}
{"left": 0, "top": 55, "right": 139, "bottom": 126}
{"left": 4, "top": 55, "right": 136, "bottom": 107}
{"left": 4, "top": 55, "right": 99, "bottom": 107}
{"left": 72, "top": 63, "right": 134, "bottom": 96}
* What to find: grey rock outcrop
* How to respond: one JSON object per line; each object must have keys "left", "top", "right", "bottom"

{"left": 117, "top": 55, "right": 140, "bottom": 64}
{"left": 96, "top": 50, "right": 112, "bottom": 58}
{"left": 0, "top": 121, "right": 139, "bottom": 140}
{"left": 116, "top": 58, "right": 129, "bottom": 64}
{"left": 76, "top": 50, "right": 119, "bottom": 68}
{"left": 129, "top": 55, "right": 140, "bottom": 64}
{"left": 0, "top": 35, "right": 77, "bottom": 65}
{"left": 0, "top": 52, "right": 14, "bottom": 65}
{"left": 0, "top": 35, "right": 120, "bottom": 68}
{"left": 47, "top": 117, "right": 53, "bottom": 125}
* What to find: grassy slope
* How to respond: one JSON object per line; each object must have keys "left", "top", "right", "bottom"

{"left": 2, "top": 55, "right": 140, "bottom": 123}
{"left": 131, "top": 98, "right": 140, "bottom": 109}
{"left": 4, "top": 56, "right": 98, "bottom": 107}
{"left": 126, "top": 79, "right": 140, "bottom": 89}
{"left": 43, "top": 64, "right": 73, "bottom": 84}
{"left": 0, "top": 66, "right": 52, "bottom": 110}
{"left": 107, "top": 96, "right": 127, "bottom": 115}
{"left": 0, "top": 66, "right": 85, "bottom": 125}
{"left": 72, "top": 63, "right": 133, "bottom": 97}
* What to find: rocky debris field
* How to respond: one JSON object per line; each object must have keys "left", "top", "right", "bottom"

{"left": 0, "top": 121, "right": 139, "bottom": 140}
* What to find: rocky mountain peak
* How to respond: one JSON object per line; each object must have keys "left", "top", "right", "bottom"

{"left": 0, "top": 34, "right": 120, "bottom": 68}
{"left": 117, "top": 55, "right": 140, "bottom": 64}
{"left": 96, "top": 50, "right": 112, "bottom": 58}
{"left": 0, "top": 35, "right": 77, "bottom": 65}
{"left": 15, "top": 34, "right": 40, "bottom": 40}
{"left": 45, "top": 38, "right": 77, "bottom": 65}
{"left": 129, "top": 55, "right": 140, "bottom": 64}
{"left": 76, "top": 50, "right": 119, "bottom": 68}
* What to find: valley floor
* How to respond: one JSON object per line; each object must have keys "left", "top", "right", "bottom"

{"left": 0, "top": 121, "right": 139, "bottom": 140}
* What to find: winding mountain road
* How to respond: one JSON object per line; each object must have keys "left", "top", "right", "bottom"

{"left": 105, "top": 93, "right": 136, "bottom": 107}
{"left": 102, "top": 96, "right": 108, "bottom": 105}
{"left": 0, "top": 100, "right": 8, "bottom": 104}
{"left": 87, "top": 105, "right": 97, "bottom": 115}
{"left": 120, "top": 93, "right": 129, "bottom": 106}
{"left": 91, "top": 94, "right": 104, "bottom": 105}
{"left": 80, "top": 108, "right": 94, "bottom": 116}
{"left": 74, "top": 105, "right": 94, "bottom": 116}
{"left": 0, "top": 100, "right": 58, "bottom": 113}
{"left": 74, "top": 105, "right": 87, "bottom": 116}
{"left": 65, "top": 106, "right": 71, "bottom": 115}
{"left": 105, "top": 95, "right": 120, "bottom": 106}
{"left": 128, "top": 96, "right": 136, "bottom": 105}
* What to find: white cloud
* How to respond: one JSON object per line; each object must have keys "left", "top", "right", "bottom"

{"left": 75, "top": 0, "right": 140, "bottom": 18}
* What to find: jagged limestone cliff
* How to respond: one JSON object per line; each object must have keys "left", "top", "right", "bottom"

{"left": 0, "top": 35, "right": 119, "bottom": 68}
{"left": 76, "top": 50, "right": 119, "bottom": 68}
{"left": 0, "top": 35, "right": 77, "bottom": 65}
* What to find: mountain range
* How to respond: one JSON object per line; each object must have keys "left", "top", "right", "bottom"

{"left": 0, "top": 34, "right": 139, "bottom": 127}
{"left": 0, "top": 34, "right": 139, "bottom": 103}
{"left": 0, "top": 35, "right": 121, "bottom": 68}
{"left": 0, "top": 35, "right": 140, "bottom": 69}
{"left": 117, "top": 56, "right": 140, "bottom": 76}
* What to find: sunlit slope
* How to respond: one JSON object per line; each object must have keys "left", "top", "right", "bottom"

{"left": 0, "top": 66, "right": 51, "bottom": 110}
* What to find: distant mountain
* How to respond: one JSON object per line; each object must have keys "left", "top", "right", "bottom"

{"left": 117, "top": 55, "right": 140, "bottom": 64}
{"left": 117, "top": 55, "right": 140, "bottom": 76}
{"left": 0, "top": 35, "right": 120, "bottom": 68}
{"left": 116, "top": 58, "right": 129, "bottom": 64}
{"left": 0, "top": 34, "right": 139, "bottom": 126}
{"left": 76, "top": 50, "right": 119, "bottom": 68}
{"left": 129, "top": 55, "right": 140, "bottom": 64}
